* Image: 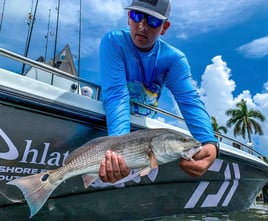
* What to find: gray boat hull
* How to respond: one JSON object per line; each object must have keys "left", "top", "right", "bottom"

{"left": 0, "top": 66, "right": 268, "bottom": 220}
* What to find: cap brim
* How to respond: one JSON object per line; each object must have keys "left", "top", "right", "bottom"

{"left": 124, "top": 6, "right": 167, "bottom": 20}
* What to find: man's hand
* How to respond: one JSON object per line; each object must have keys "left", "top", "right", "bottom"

{"left": 179, "top": 143, "right": 217, "bottom": 177}
{"left": 99, "top": 144, "right": 217, "bottom": 182}
{"left": 99, "top": 150, "right": 131, "bottom": 183}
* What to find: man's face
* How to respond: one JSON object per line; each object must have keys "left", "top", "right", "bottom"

{"left": 128, "top": 11, "right": 170, "bottom": 52}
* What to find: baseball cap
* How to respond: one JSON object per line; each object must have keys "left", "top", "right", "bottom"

{"left": 124, "top": 0, "right": 171, "bottom": 20}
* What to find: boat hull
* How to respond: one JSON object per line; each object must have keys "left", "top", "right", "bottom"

{"left": 1, "top": 102, "right": 267, "bottom": 220}
{"left": 0, "top": 67, "right": 268, "bottom": 220}
{"left": 1, "top": 157, "right": 267, "bottom": 220}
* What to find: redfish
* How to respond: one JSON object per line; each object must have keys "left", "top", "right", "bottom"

{"left": 7, "top": 128, "right": 201, "bottom": 217}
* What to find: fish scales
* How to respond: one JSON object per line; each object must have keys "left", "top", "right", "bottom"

{"left": 77, "top": 132, "right": 151, "bottom": 165}
{"left": 7, "top": 128, "right": 201, "bottom": 218}
{"left": 48, "top": 130, "right": 154, "bottom": 183}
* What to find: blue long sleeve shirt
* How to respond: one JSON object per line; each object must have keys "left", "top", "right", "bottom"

{"left": 99, "top": 29, "right": 217, "bottom": 144}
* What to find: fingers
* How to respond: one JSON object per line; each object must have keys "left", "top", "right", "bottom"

{"left": 100, "top": 150, "right": 120, "bottom": 183}
{"left": 99, "top": 150, "right": 130, "bottom": 183}
{"left": 179, "top": 144, "right": 217, "bottom": 177}
{"left": 110, "top": 151, "right": 121, "bottom": 179}
{"left": 117, "top": 154, "right": 131, "bottom": 177}
{"left": 179, "top": 159, "right": 207, "bottom": 177}
{"left": 99, "top": 158, "right": 107, "bottom": 181}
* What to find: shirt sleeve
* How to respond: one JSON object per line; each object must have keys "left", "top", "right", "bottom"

{"left": 99, "top": 32, "right": 130, "bottom": 136}
{"left": 165, "top": 53, "right": 218, "bottom": 144}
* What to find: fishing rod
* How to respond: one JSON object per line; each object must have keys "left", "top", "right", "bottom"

{"left": 21, "top": 0, "right": 39, "bottom": 74}
{"left": 52, "top": 0, "right": 60, "bottom": 67}
{"left": 44, "top": 9, "right": 51, "bottom": 62}
{"left": 0, "top": 0, "right": 6, "bottom": 31}
{"left": 77, "top": 0, "right": 82, "bottom": 77}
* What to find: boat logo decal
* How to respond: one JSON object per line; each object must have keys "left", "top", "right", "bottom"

{"left": 184, "top": 159, "right": 240, "bottom": 208}
{"left": 0, "top": 128, "right": 19, "bottom": 160}
{"left": 0, "top": 128, "right": 69, "bottom": 182}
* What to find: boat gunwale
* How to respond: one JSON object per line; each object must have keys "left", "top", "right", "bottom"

{"left": 0, "top": 47, "right": 267, "bottom": 164}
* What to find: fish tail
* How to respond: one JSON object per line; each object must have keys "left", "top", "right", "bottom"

{"left": 7, "top": 172, "right": 59, "bottom": 218}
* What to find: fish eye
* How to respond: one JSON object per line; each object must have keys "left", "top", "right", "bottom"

{"left": 181, "top": 137, "right": 188, "bottom": 142}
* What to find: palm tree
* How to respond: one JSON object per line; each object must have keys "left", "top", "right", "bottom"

{"left": 225, "top": 99, "right": 265, "bottom": 146}
{"left": 264, "top": 156, "right": 268, "bottom": 164}
{"left": 211, "top": 116, "right": 228, "bottom": 141}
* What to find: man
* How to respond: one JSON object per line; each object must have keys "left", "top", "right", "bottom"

{"left": 98, "top": 0, "right": 218, "bottom": 184}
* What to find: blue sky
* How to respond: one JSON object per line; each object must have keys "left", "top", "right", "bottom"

{"left": 0, "top": 0, "right": 268, "bottom": 156}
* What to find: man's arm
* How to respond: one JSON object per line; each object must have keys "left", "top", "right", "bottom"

{"left": 100, "top": 32, "right": 131, "bottom": 136}
{"left": 164, "top": 55, "right": 218, "bottom": 175}
{"left": 98, "top": 32, "right": 133, "bottom": 183}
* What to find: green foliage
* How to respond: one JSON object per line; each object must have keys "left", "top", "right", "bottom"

{"left": 225, "top": 99, "right": 265, "bottom": 144}
{"left": 211, "top": 116, "right": 228, "bottom": 141}
{"left": 263, "top": 156, "right": 268, "bottom": 164}
{"left": 211, "top": 116, "right": 228, "bottom": 134}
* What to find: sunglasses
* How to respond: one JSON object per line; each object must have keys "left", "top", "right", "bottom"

{"left": 129, "top": 10, "right": 165, "bottom": 28}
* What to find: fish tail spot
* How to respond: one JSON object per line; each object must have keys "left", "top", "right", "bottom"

{"left": 41, "top": 174, "right": 49, "bottom": 182}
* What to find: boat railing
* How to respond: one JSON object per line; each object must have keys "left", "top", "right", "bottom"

{"left": 133, "top": 103, "right": 264, "bottom": 159}
{"left": 0, "top": 47, "right": 101, "bottom": 100}
{"left": 0, "top": 47, "right": 264, "bottom": 160}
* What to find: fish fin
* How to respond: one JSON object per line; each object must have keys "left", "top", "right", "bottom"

{"left": 6, "top": 172, "right": 58, "bottom": 218}
{"left": 81, "top": 174, "right": 98, "bottom": 189}
{"left": 147, "top": 167, "right": 159, "bottom": 182}
{"left": 125, "top": 167, "right": 158, "bottom": 182}
{"left": 114, "top": 183, "right": 125, "bottom": 188}
{"left": 136, "top": 150, "right": 158, "bottom": 178}
{"left": 131, "top": 173, "right": 141, "bottom": 183}
{"left": 139, "top": 167, "right": 152, "bottom": 177}
{"left": 148, "top": 151, "right": 158, "bottom": 169}
{"left": 113, "top": 169, "right": 141, "bottom": 185}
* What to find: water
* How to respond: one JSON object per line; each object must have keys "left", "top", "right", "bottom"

{"left": 146, "top": 203, "right": 268, "bottom": 221}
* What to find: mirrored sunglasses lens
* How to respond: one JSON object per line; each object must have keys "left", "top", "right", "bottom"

{"left": 147, "top": 16, "right": 163, "bottom": 28}
{"left": 130, "top": 10, "right": 144, "bottom": 23}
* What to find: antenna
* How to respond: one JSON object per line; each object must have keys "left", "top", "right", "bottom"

{"left": 30, "top": 0, "right": 34, "bottom": 12}
{"left": 52, "top": 0, "right": 61, "bottom": 67}
{"left": 21, "top": 0, "right": 39, "bottom": 74}
{"left": 44, "top": 9, "right": 51, "bottom": 62}
{"left": 77, "top": 0, "right": 82, "bottom": 77}
{"left": 0, "top": 0, "right": 6, "bottom": 31}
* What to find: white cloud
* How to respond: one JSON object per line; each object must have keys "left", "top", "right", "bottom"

{"left": 2, "top": 0, "right": 32, "bottom": 20}
{"left": 1, "top": 0, "right": 267, "bottom": 157}
{"left": 254, "top": 92, "right": 268, "bottom": 109}
{"left": 199, "top": 55, "right": 235, "bottom": 120}
{"left": 1, "top": 0, "right": 267, "bottom": 62}
{"left": 264, "top": 82, "right": 268, "bottom": 92}
{"left": 3, "top": 0, "right": 126, "bottom": 27}
{"left": 170, "top": 0, "right": 268, "bottom": 38}
{"left": 158, "top": 87, "right": 186, "bottom": 128}
{"left": 237, "top": 36, "right": 268, "bottom": 58}
{"left": 199, "top": 55, "right": 268, "bottom": 156}
{"left": 156, "top": 117, "right": 166, "bottom": 123}
{"left": 253, "top": 92, "right": 268, "bottom": 155}
{"left": 87, "top": 0, "right": 125, "bottom": 16}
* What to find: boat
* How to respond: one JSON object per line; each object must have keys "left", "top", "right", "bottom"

{"left": 1, "top": 47, "right": 268, "bottom": 221}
